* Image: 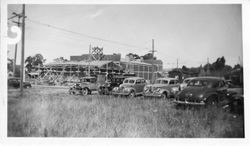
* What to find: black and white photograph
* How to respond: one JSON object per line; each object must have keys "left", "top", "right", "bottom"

{"left": 1, "top": 0, "right": 249, "bottom": 144}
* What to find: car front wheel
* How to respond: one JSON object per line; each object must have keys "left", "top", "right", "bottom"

{"left": 129, "top": 91, "right": 136, "bottom": 98}
{"left": 206, "top": 95, "right": 218, "bottom": 107}
{"left": 161, "top": 92, "right": 168, "bottom": 99}
{"left": 82, "top": 88, "right": 89, "bottom": 96}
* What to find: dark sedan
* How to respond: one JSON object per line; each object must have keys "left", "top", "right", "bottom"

{"left": 8, "top": 77, "right": 32, "bottom": 89}
{"left": 174, "top": 77, "right": 228, "bottom": 106}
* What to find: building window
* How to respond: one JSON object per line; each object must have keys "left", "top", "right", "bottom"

{"left": 134, "top": 64, "right": 138, "bottom": 71}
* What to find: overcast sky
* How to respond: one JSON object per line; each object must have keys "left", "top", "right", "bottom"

{"left": 7, "top": 4, "right": 243, "bottom": 68}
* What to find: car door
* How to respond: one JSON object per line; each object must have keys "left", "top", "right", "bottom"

{"left": 169, "top": 80, "right": 176, "bottom": 87}
{"left": 216, "top": 80, "right": 228, "bottom": 101}
{"left": 134, "top": 79, "right": 142, "bottom": 93}
{"left": 169, "top": 79, "right": 179, "bottom": 93}
{"left": 91, "top": 78, "right": 99, "bottom": 91}
{"left": 140, "top": 79, "right": 147, "bottom": 92}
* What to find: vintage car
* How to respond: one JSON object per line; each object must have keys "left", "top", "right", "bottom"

{"left": 68, "top": 83, "right": 83, "bottom": 95}
{"left": 8, "top": 77, "right": 32, "bottom": 89}
{"left": 143, "top": 78, "right": 180, "bottom": 98}
{"left": 112, "top": 77, "right": 146, "bottom": 98}
{"left": 69, "top": 76, "right": 99, "bottom": 95}
{"left": 174, "top": 77, "right": 228, "bottom": 106}
{"left": 222, "top": 84, "right": 244, "bottom": 115}
{"left": 179, "top": 77, "right": 195, "bottom": 91}
{"left": 98, "top": 76, "right": 125, "bottom": 95}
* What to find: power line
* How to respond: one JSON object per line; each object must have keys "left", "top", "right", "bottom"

{"left": 26, "top": 18, "right": 149, "bottom": 50}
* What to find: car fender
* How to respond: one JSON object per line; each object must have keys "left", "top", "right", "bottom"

{"left": 124, "top": 87, "right": 135, "bottom": 93}
{"left": 158, "top": 88, "right": 170, "bottom": 95}
{"left": 203, "top": 92, "right": 218, "bottom": 101}
{"left": 82, "top": 86, "right": 90, "bottom": 91}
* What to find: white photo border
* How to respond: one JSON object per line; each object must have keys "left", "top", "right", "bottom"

{"left": 1, "top": 0, "right": 250, "bottom": 146}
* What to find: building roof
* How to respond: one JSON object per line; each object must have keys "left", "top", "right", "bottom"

{"left": 70, "top": 54, "right": 121, "bottom": 62}
{"left": 45, "top": 60, "right": 123, "bottom": 70}
{"left": 142, "top": 59, "right": 163, "bottom": 65}
{"left": 78, "top": 60, "right": 113, "bottom": 67}
{"left": 120, "top": 59, "right": 152, "bottom": 66}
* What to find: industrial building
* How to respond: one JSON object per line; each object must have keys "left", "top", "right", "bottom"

{"left": 33, "top": 50, "right": 164, "bottom": 82}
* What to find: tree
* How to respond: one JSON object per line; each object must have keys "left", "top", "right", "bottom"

{"left": 25, "top": 56, "right": 33, "bottom": 72}
{"left": 32, "top": 54, "right": 46, "bottom": 66}
{"left": 53, "top": 57, "right": 68, "bottom": 62}
{"left": 212, "top": 56, "right": 226, "bottom": 71}
{"left": 126, "top": 53, "right": 140, "bottom": 60}
{"left": 25, "top": 54, "right": 46, "bottom": 73}
{"left": 233, "top": 64, "right": 242, "bottom": 70}
{"left": 181, "top": 65, "right": 189, "bottom": 71}
{"left": 141, "top": 53, "right": 156, "bottom": 60}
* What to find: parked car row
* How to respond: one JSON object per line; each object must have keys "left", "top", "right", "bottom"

{"left": 68, "top": 75, "right": 243, "bottom": 114}
{"left": 8, "top": 77, "right": 32, "bottom": 89}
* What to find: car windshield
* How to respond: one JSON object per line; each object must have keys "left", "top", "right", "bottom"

{"left": 155, "top": 80, "right": 161, "bottom": 84}
{"left": 129, "top": 80, "right": 135, "bottom": 84}
{"left": 83, "top": 78, "right": 96, "bottom": 83}
{"left": 187, "top": 79, "right": 217, "bottom": 88}
{"left": 184, "top": 79, "right": 190, "bottom": 84}
{"left": 155, "top": 80, "right": 168, "bottom": 84}
{"left": 124, "top": 79, "right": 135, "bottom": 84}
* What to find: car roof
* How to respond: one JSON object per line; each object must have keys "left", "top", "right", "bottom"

{"left": 124, "top": 77, "right": 144, "bottom": 80}
{"left": 183, "top": 77, "right": 196, "bottom": 81}
{"left": 156, "top": 77, "right": 177, "bottom": 81}
{"left": 82, "top": 77, "right": 96, "bottom": 79}
{"left": 190, "top": 76, "right": 224, "bottom": 81}
{"left": 8, "top": 77, "right": 20, "bottom": 80}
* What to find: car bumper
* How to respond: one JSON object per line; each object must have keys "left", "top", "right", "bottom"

{"left": 173, "top": 100, "right": 205, "bottom": 106}
{"left": 112, "top": 92, "right": 130, "bottom": 96}
{"left": 143, "top": 92, "right": 162, "bottom": 97}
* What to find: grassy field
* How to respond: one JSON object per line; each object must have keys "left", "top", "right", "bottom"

{"left": 8, "top": 86, "right": 244, "bottom": 137}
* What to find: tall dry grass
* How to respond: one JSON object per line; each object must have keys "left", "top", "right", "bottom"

{"left": 8, "top": 87, "right": 244, "bottom": 137}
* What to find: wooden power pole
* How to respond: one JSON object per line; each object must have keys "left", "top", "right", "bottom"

{"left": 9, "top": 12, "right": 25, "bottom": 77}
{"left": 150, "top": 39, "right": 157, "bottom": 58}
{"left": 150, "top": 39, "right": 156, "bottom": 83}
{"left": 177, "top": 58, "right": 179, "bottom": 68}
{"left": 88, "top": 44, "right": 91, "bottom": 76}
{"left": 12, "top": 16, "right": 22, "bottom": 77}
{"left": 20, "top": 4, "right": 26, "bottom": 92}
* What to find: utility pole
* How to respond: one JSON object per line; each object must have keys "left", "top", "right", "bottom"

{"left": 238, "top": 56, "right": 241, "bottom": 65}
{"left": 12, "top": 16, "right": 22, "bottom": 77}
{"left": 149, "top": 39, "right": 157, "bottom": 58}
{"left": 9, "top": 12, "right": 25, "bottom": 77}
{"left": 88, "top": 44, "right": 91, "bottom": 77}
{"left": 177, "top": 58, "right": 179, "bottom": 68}
{"left": 13, "top": 47, "right": 17, "bottom": 77}
{"left": 150, "top": 39, "right": 156, "bottom": 83}
{"left": 20, "top": 4, "right": 26, "bottom": 92}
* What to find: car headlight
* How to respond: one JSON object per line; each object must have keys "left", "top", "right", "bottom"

{"left": 185, "top": 93, "right": 193, "bottom": 97}
{"left": 144, "top": 86, "right": 150, "bottom": 91}
{"left": 123, "top": 88, "right": 130, "bottom": 92}
{"left": 172, "top": 88, "right": 179, "bottom": 94}
{"left": 198, "top": 94, "right": 204, "bottom": 98}
{"left": 155, "top": 88, "right": 161, "bottom": 92}
{"left": 113, "top": 87, "right": 118, "bottom": 91}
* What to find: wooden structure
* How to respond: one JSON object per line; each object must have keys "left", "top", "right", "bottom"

{"left": 120, "top": 59, "right": 163, "bottom": 81}
{"left": 34, "top": 60, "right": 123, "bottom": 78}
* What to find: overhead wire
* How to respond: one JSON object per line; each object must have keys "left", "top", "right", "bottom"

{"left": 26, "top": 18, "right": 150, "bottom": 51}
